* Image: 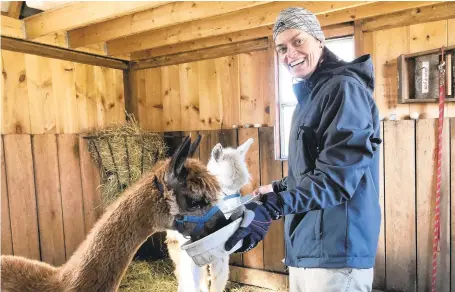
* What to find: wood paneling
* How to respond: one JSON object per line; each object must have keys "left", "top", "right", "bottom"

{"left": 0, "top": 136, "right": 13, "bottom": 255}
{"left": 57, "top": 135, "right": 86, "bottom": 258}
{"left": 259, "top": 127, "right": 285, "bottom": 272}
{"left": 32, "top": 135, "right": 66, "bottom": 265}
{"left": 416, "top": 119, "right": 450, "bottom": 292}
{"left": 384, "top": 121, "right": 417, "bottom": 291}
{"left": 3, "top": 135, "right": 40, "bottom": 260}
{"left": 78, "top": 136, "right": 103, "bottom": 234}
{"left": 1, "top": 50, "right": 125, "bottom": 134}
{"left": 133, "top": 51, "right": 272, "bottom": 132}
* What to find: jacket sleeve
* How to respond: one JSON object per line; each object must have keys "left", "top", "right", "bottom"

{"left": 263, "top": 80, "right": 379, "bottom": 217}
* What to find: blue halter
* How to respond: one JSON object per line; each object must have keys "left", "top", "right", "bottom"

{"left": 175, "top": 193, "right": 242, "bottom": 234}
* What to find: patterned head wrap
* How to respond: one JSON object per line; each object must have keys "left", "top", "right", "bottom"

{"left": 273, "top": 7, "right": 325, "bottom": 43}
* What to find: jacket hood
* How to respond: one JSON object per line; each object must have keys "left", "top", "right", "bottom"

{"left": 292, "top": 47, "right": 375, "bottom": 102}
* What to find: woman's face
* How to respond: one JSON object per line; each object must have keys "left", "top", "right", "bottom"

{"left": 275, "top": 29, "right": 323, "bottom": 79}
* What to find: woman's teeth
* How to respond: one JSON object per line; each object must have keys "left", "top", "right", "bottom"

{"left": 290, "top": 59, "right": 305, "bottom": 67}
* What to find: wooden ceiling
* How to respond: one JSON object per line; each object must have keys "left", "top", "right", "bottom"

{"left": 1, "top": 1, "right": 454, "bottom": 68}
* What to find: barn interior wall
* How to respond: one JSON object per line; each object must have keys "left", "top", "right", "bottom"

{"left": 1, "top": 50, "right": 126, "bottom": 135}
{"left": 129, "top": 48, "right": 275, "bottom": 132}
{"left": 362, "top": 17, "right": 455, "bottom": 121}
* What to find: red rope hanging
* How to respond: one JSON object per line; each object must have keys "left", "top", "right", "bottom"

{"left": 431, "top": 46, "right": 445, "bottom": 292}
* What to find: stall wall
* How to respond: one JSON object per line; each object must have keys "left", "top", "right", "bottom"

{"left": 1, "top": 50, "right": 126, "bottom": 135}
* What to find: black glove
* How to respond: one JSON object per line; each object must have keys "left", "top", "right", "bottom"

{"left": 224, "top": 201, "right": 272, "bottom": 253}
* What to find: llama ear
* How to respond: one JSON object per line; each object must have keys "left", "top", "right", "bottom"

{"left": 188, "top": 134, "right": 202, "bottom": 157}
{"left": 211, "top": 143, "right": 223, "bottom": 161}
{"left": 237, "top": 138, "right": 254, "bottom": 157}
{"left": 169, "top": 136, "right": 191, "bottom": 178}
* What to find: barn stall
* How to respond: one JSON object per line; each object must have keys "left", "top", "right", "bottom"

{"left": 1, "top": 1, "right": 454, "bottom": 291}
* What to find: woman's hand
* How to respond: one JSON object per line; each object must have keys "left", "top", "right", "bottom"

{"left": 252, "top": 184, "right": 273, "bottom": 196}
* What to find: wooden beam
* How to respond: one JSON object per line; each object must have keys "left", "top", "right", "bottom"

{"left": 106, "top": 1, "right": 371, "bottom": 56}
{"left": 361, "top": 2, "right": 455, "bottom": 32}
{"left": 131, "top": 26, "right": 273, "bottom": 60}
{"left": 131, "top": 23, "right": 354, "bottom": 61}
{"left": 354, "top": 21, "right": 364, "bottom": 57}
{"left": 68, "top": 1, "right": 270, "bottom": 48}
{"left": 7, "top": 1, "right": 23, "bottom": 19}
{"left": 1, "top": 36, "right": 129, "bottom": 70}
{"left": 324, "top": 23, "right": 355, "bottom": 39}
{"left": 319, "top": 1, "right": 437, "bottom": 27}
{"left": 130, "top": 38, "right": 269, "bottom": 71}
{"left": 24, "top": 1, "right": 170, "bottom": 39}
{"left": 229, "top": 266, "right": 288, "bottom": 290}
{"left": 1, "top": 15, "right": 24, "bottom": 38}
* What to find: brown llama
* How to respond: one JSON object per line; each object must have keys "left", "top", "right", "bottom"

{"left": 1, "top": 136, "right": 224, "bottom": 292}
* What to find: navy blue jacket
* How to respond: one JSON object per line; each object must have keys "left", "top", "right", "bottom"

{"left": 264, "top": 47, "right": 382, "bottom": 269}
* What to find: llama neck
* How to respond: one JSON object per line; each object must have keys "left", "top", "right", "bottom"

{"left": 61, "top": 178, "right": 170, "bottom": 291}
{"left": 221, "top": 185, "right": 241, "bottom": 196}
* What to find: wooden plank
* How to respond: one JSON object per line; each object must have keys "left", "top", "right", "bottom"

{"left": 130, "top": 23, "right": 353, "bottom": 60}
{"left": 1, "top": 15, "right": 24, "bottom": 38}
{"left": 130, "top": 26, "right": 273, "bottom": 60}
{"left": 1, "top": 36, "right": 129, "bottom": 70}
{"left": 32, "top": 134, "right": 66, "bottom": 265}
{"left": 321, "top": 1, "right": 437, "bottom": 27}
{"left": 68, "top": 1, "right": 268, "bottom": 48}
{"left": 229, "top": 265, "right": 288, "bottom": 291}
{"left": 6, "top": 1, "right": 23, "bottom": 19}
{"left": 130, "top": 38, "right": 269, "bottom": 71}
{"left": 50, "top": 60, "right": 78, "bottom": 133}
{"left": 78, "top": 136, "right": 103, "bottom": 234}
{"left": 1, "top": 50, "right": 30, "bottom": 134}
{"left": 144, "top": 67, "right": 164, "bottom": 131}
{"left": 373, "top": 121, "right": 386, "bottom": 290}
{"left": 451, "top": 118, "right": 455, "bottom": 292}
{"left": 106, "top": 1, "right": 369, "bottom": 55}
{"left": 75, "top": 63, "right": 98, "bottom": 133}
{"left": 239, "top": 51, "right": 269, "bottom": 126}
{"left": 198, "top": 59, "right": 222, "bottom": 130}
{"left": 354, "top": 21, "right": 364, "bottom": 57}
{"left": 179, "top": 62, "right": 200, "bottom": 131}
{"left": 238, "top": 128, "right": 263, "bottom": 269}
{"left": 25, "top": 1, "right": 168, "bottom": 39}
{"left": 416, "top": 119, "right": 450, "bottom": 292}
{"left": 1, "top": 136, "right": 13, "bottom": 255}
{"left": 57, "top": 134, "right": 86, "bottom": 259}
{"left": 215, "top": 56, "right": 240, "bottom": 129}
{"left": 3, "top": 135, "right": 40, "bottom": 260}
{"left": 384, "top": 120, "right": 416, "bottom": 292}
{"left": 361, "top": 2, "right": 455, "bottom": 32}
{"left": 161, "top": 65, "right": 181, "bottom": 131}
{"left": 259, "top": 127, "right": 285, "bottom": 272}
{"left": 25, "top": 54, "right": 56, "bottom": 134}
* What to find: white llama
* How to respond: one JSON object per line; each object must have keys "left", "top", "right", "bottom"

{"left": 166, "top": 137, "right": 254, "bottom": 292}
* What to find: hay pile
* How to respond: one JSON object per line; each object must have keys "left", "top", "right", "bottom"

{"left": 118, "top": 259, "right": 283, "bottom": 292}
{"left": 86, "top": 114, "right": 168, "bottom": 206}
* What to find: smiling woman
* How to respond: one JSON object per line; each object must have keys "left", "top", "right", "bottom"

{"left": 276, "top": 34, "right": 355, "bottom": 159}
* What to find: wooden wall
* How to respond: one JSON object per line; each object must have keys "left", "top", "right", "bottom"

{"left": 1, "top": 50, "right": 126, "bottom": 135}
{"left": 0, "top": 134, "right": 103, "bottom": 263}
{"left": 130, "top": 17, "right": 455, "bottom": 132}
{"left": 362, "top": 18, "right": 455, "bottom": 120}
{"left": 130, "top": 49, "right": 275, "bottom": 132}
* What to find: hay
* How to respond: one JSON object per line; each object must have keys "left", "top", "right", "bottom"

{"left": 86, "top": 114, "right": 168, "bottom": 206}
{"left": 119, "top": 260, "right": 177, "bottom": 292}
{"left": 118, "top": 259, "right": 285, "bottom": 292}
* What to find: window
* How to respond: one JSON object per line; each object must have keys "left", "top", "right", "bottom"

{"left": 276, "top": 35, "right": 355, "bottom": 159}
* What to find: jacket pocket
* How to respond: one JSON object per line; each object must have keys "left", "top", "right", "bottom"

{"left": 314, "top": 209, "right": 323, "bottom": 240}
